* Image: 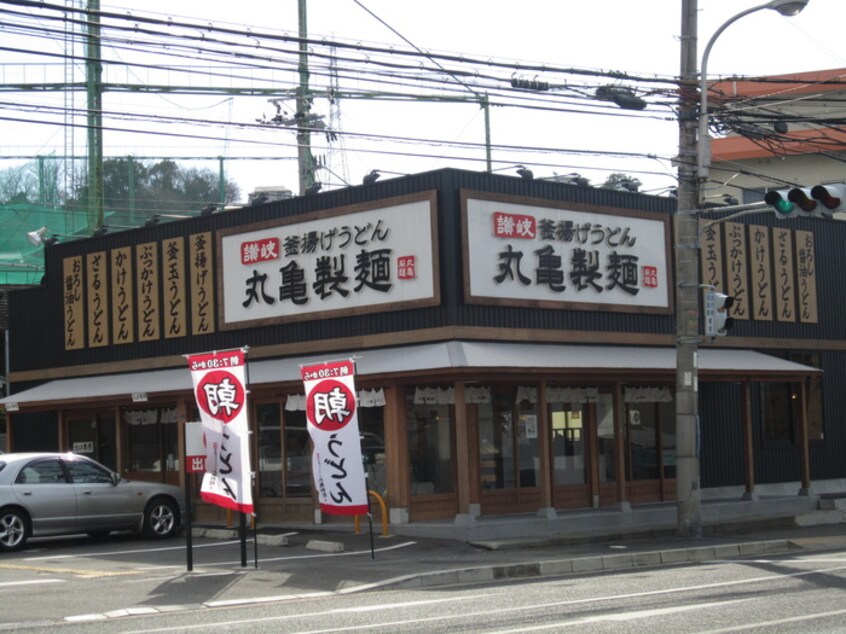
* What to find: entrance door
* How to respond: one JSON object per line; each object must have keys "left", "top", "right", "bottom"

{"left": 549, "top": 402, "right": 592, "bottom": 508}
{"left": 478, "top": 385, "right": 541, "bottom": 515}
{"left": 549, "top": 391, "right": 619, "bottom": 509}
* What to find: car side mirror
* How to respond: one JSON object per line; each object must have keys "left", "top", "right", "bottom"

{"left": 111, "top": 472, "right": 121, "bottom": 486}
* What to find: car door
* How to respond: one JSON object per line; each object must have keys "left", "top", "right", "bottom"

{"left": 12, "top": 458, "right": 77, "bottom": 536}
{"left": 63, "top": 457, "right": 139, "bottom": 532}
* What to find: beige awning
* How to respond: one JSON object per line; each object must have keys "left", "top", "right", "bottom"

{"left": 0, "top": 341, "right": 819, "bottom": 409}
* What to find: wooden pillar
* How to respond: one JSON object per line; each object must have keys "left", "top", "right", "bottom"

{"left": 383, "top": 385, "right": 410, "bottom": 522}
{"left": 741, "top": 382, "right": 756, "bottom": 500}
{"left": 452, "top": 381, "right": 472, "bottom": 516}
{"left": 536, "top": 381, "right": 554, "bottom": 515}
{"left": 613, "top": 383, "right": 629, "bottom": 510}
{"left": 798, "top": 378, "right": 812, "bottom": 495}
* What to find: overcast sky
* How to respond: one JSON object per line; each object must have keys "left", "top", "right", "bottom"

{"left": 2, "top": 0, "right": 845, "bottom": 204}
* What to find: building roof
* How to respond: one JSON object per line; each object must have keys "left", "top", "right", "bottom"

{"left": 710, "top": 67, "right": 846, "bottom": 163}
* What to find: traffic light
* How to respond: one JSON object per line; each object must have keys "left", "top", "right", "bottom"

{"left": 763, "top": 189, "right": 795, "bottom": 217}
{"left": 764, "top": 183, "right": 846, "bottom": 218}
{"left": 810, "top": 184, "right": 846, "bottom": 215}
{"left": 704, "top": 289, "right": 735, "bottom": 337}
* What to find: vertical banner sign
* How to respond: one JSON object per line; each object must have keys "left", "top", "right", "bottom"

{"left": 301, "top": 359, "right": 368, "bottom": 515}
{"left": 186, "top": 349, "right": 254, "bottom": 514}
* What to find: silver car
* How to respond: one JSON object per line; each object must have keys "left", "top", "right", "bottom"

{"left": 0, "top": 452, "right": 184, "bottom": 552}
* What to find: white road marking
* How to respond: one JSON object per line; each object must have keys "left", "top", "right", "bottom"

{"left": 0, "top": 579, "right": 64, "bottom": 588}
{"left": 25, "top": 540, "right": 243, "bottom": 562}
{"left": 490, "top": 599, "right": 753, "bottom": 632}
{"left": 701, "top": 607, "right": 846, "bottom": 633}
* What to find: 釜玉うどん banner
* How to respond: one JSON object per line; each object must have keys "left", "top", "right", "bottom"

{"left": 301, "top": 359, "right": 368, "bottom": 516}
{"left": 186, "top": 349, "right": 254, "bottom": 515}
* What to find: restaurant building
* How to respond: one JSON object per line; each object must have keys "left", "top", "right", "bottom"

{"left": 1, "top": 168, "right": 842, "bottom": 530}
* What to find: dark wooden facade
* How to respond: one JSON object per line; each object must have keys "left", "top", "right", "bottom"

{"left": 3, "top": 168, "right": 844, "bottom": 527}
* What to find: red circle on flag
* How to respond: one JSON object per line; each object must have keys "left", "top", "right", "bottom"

{"left": 195, "top": 370, "right": 245, "bottom": 423}
{"left": 306, "top": 379, "right": 356, "bottom": 432}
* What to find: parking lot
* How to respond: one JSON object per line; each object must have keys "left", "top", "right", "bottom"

{"left": 0, "top": 529, "right": 423, "bottom": 627}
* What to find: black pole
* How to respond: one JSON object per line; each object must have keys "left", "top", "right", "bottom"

{"left": 253, "top": 509, "right": 258, "bottom": 569}
{"left": 239, "top": 512, "right": 247, "bottom": 567}
{"left": 365, "top": 472, "right": 375, "bottom": 560}
{"left": 184, "top": 473, "right": 193, "bottom": 572}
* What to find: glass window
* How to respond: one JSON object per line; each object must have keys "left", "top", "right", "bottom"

{"left": 550, "top": 402, "right": 586, "bottom": 486}
{"left": 626, "top": 403, "right": 659, "bottom": 480}
{"left": 256, "top": 403, "right": 282, "bottom": 497}
{"left": 66, "top": 458, "right": 113, "bottom": 484}
{"left": 596, "top": 394, "right": 616, "bottom": 483}
{"left": 659, "top": 400, "right": 676, "bottom": 479}
{"left": 478, "top": 386, "right": 539, "bottom": 490}
{"left": 761, "top": 382, "right": 798, "bottom": 444}
{"left": 359, "top": 406, "right": 386, "bottom": 495}
{"left": 16, "top": 459, "right": 67, "bottom": 485}
{"left": 123, "top": 406, "right": 177, "bottom": 472}
{"left": 792, "top": 353, "right": 824, "bottom": 442}
{"left": 284, "top": 409, "right": 312, "bottom": 497}
{"left": 625, "top": 396, "right": 675, "bottom": 481}
{"left": 406, "top": 390, "right": 454, "bottom": 495}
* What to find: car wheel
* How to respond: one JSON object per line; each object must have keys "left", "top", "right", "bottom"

{"left": 144, "top": 497, "right": 179, "bottom": 539}
{"left": 0, "top": 508, "right": 28, "bottom": 552}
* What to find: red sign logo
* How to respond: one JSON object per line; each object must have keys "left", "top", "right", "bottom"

{"left": 195, "top": 370, "right": 245, "bottom": 423}
{"left": 306, "top": 379, "right": 356, "bottom": 432}
{"left": 241, "top": 237, "right": 280, "bottom": 265}
{"left": 642, "top": 265, "right": 659, "bottom": 288}
{"left": 493, "top": 212, "right": 536, "bottom": 239}
{"left": 398, "top": 256, "right": 416, "bottom": 280}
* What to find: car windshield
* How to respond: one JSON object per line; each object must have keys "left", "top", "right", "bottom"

{"left": 0, "top": 461, "right": 6, "bottom": 474}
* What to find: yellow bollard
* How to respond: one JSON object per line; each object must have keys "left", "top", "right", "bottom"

{"left": 354, "top": 490, "right": 389, "bottom": 537}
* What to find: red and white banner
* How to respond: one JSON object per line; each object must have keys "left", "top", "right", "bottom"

{"left": 186, "top": 349, "right": 254, "bottom": 515}
{"left": 301, "top": 359, "right": 368, "bottom": 515}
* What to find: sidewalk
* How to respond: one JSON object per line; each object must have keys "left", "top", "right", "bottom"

{"left": 186, "top": 511, "right": 846, "bottom": 606}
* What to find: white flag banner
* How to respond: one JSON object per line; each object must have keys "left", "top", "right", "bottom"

{"left": 186, "top": 349, "right": 254, "bottom": 515}
{"left": 301, "top": 359, "right": 368, "bottom": 516}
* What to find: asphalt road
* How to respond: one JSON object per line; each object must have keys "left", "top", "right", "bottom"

{"left": 1, "top": 525, "right": 846, "bottom": 632}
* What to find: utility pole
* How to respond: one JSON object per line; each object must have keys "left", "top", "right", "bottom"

{"left": 676, "top": 0, "right": 702, "bottom": 537}
{"left": 296, "top": 0, "right": 315, "bottom": 195}
{"left": 85, "top": 0, "right": 104, "bottom": 230}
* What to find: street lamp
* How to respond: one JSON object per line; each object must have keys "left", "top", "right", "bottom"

{"left": 696, "top": 0, "right": 810, "bottom": 193}
{"left": 675, "top": 0, "right": 810, "bottom": 538}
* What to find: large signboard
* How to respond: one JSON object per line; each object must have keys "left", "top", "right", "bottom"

{"left": 463, "top": 192, "right": 672, "bottom": 313}
{"left": 301, "top": 359, "right": 368, "bottom": 516}
{"left": 187, "top": 349, "right": 254, "bottom": 515}
{"left": 218, "top": 192, "right": 439, "bottom": 328}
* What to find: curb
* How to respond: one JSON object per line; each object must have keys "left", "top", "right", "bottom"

{"left": 191, "top": 527, "right": 289, "bottom": 547}
{"left": 377, "top": 539, "right": 798, "bottom": 590}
